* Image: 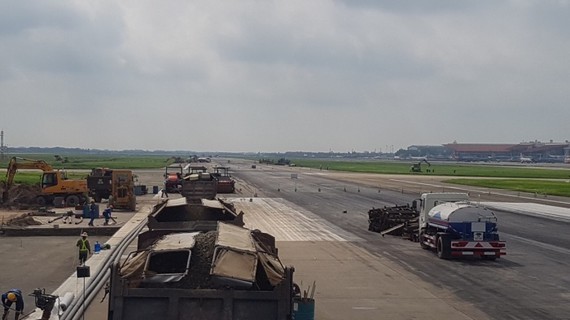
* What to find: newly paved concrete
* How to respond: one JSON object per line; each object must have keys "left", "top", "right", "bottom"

{"left": 482, "top": 202, "right": 570, "bottom": 222}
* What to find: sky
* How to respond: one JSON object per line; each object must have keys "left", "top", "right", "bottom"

{"left": 1, "top": 0, "right": 569, "bottom": 153}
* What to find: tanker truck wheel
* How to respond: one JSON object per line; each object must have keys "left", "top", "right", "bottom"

{"left": 436, "top": 235, "right": 451, "bottom": 259}
{"left": 419, "top": 231, "right": 430, "bottom": 250}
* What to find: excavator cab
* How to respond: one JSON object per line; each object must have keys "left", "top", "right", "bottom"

{"left": 41, "top": 172, "right": 58, "bottom": 189}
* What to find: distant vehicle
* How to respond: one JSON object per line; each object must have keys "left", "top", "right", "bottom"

{"left": 520, "top": 154, "right": 534, "bottom": 163}
{"left": 197, "top": 157, "right": 211, "bottom": 163}
{"left": 212, "top": 166, "right": 235, "bottom": 193}
{"left": 410, "top": 159, "right": 431, "bottom": 172}
{"left": 164, "top": 164, "right": 184, "bottom": 193}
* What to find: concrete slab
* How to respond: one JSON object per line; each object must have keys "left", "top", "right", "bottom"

{"left": 231, "top": 197, "right": 362, "bottom": 242}
{"left": 278, "top": 241, "right": 488, "bottom": 320}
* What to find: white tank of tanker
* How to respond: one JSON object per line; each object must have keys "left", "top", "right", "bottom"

{"left": 428, "top": 202, "right": 497, "bottom": 223}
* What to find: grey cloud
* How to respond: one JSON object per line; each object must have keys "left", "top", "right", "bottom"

{"left": 0, "top": 0, "right": 568, "bottom": 152}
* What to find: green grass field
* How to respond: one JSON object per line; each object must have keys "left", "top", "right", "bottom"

{"left": 290, "top": 159, "right": 570, "bottom": 197}
{"left": 292, "top": 159, "right": 570, "bottom": 179}
{"left": 0, "top": 154, "right": 170, "bottom": 170}
{"left": 444, "top": 178, "right": 570, "bottom": 197}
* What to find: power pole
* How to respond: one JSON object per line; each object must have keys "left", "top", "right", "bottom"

{"left": 0, "top": 130, "right": 5, "bottom": 160}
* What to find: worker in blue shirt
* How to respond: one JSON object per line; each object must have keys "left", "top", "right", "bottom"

{"left": 102, "top": 205, "right": 117, "bottom": 225}
{"left": 88, "top": 200, "right": 97, "bottom": 226}
{"left": 2, "top": 289, "right": 24, "bottom": 320}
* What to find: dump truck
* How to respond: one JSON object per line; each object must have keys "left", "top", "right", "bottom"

{"left": 2, "top": 157, "right": 88, "bottom": 206}
{"left": 107, "top": 198, "right": 300, "bottom": 320}
{"left": 369, "top": 193, "right": 506, "bottom": 260}
{"left": 212, "top": 166, "right": 235, "bottom": 193}
{"left": 180, "top": 166, "right": 217, "bottom": 202}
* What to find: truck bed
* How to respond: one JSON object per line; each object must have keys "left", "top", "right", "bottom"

{"left": 108, "top": 264, "right": 294, "bottom": 320}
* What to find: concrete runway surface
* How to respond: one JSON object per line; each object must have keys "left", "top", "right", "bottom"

{"left": 3, "top": 160, "right": 570, "bottom": 319}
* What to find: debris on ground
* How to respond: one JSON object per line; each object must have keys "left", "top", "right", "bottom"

{"left": 2, "top": 213, "right": 43, "bottom": 227}
{"left": 0, "top": 184, "right": 42, "bottom": 209}
{"left": 368, "top": 205, "right": 419, "bottom": 239}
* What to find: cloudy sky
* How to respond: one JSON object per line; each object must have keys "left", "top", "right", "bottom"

{"left": 1, "top": 1, "right": 569, "bottom": 152}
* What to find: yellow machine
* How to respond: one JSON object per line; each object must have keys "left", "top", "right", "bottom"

{"left": 88, "top": 168, "right": 136, "bottom": 211}
{"left": 410, "top": 159, "right": 431, "bottom": 173}
{"left": 2, "top": 157, "right": 88, "bottom": 206}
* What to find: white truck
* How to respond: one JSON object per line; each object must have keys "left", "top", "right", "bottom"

{"left": 418, "top": 193, "right": 506, "bottom": 260}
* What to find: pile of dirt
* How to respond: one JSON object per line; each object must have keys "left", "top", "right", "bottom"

{"left": 0, "top": 184, "right": 41, "bottom": 208}
{"left": 181, "top": 231, "right": 218, "bottom": 289}
{"left": 2, "top": 213, "right": 43, "bottom": 227}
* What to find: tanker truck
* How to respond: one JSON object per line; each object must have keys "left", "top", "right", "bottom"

{"left": 368, "top": 192, "right": 506, "bottom": 260}
{"left": 418, "top": 193, "right": 506, "bottom": 260}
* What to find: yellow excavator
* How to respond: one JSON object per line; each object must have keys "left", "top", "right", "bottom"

{"left": 2, "top": 157, "right": 88, "bottom": 206}
{"left": 410, "top": 158, "right": 431, "bottom": 173}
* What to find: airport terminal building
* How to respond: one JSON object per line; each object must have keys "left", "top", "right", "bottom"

{"left": 402, "top": 141, "right": 570, "bottom": 163}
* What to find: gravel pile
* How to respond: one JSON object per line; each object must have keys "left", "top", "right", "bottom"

{"left": 1, "top": 184, "right": 42, "bottom": 209}
{"left": 141, "top": 231, "right": 220, "bottom": 289}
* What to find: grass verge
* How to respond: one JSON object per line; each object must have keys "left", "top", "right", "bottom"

{"left": 443, "top": 178, "right": 570, "bottom": 197}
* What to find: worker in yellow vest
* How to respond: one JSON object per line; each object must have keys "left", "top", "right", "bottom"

{"left": 76, "top": 232, "right": 91, "bottom": 265}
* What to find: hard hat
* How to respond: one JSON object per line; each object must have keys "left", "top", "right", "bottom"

{"left": 7, "top": 292, "right": 16, "bottom": 302}
{"left": 81, "top": 232, "right": 88, "bottom": 237}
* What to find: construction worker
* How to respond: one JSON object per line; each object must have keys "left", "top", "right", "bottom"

{"left": 87, "top": 200, "right": 97, "bottom": 226}
{"left": 102, "top": 205, "right": 117, "bottom": 225}
{"left": 76, "top": 232, "right": 91, "bottom": 265}
{"left": 2, "top": 289, "right": 24, "bottom": 320}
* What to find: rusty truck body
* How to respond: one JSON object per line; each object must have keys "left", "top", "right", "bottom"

{"left": 107, "top": 198, "right": 298, "bottom": 320}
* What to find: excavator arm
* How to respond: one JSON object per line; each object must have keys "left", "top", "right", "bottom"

{"left": 5, "top": 157, "right": 54, "bottom": 189}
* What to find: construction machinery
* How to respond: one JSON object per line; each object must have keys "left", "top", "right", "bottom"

{"left": 369, "top": 193, "right": 506, "bottom": 260}
{"left": 211, "top": 166, "right": 235, "bottom": 193}
{"left": 2, "top": 157, "right": 88, "bottom": 206}
{"left": 108, "top": 198, "right": 301, "bottom": 320}
{"left": 87, "top": 168, "right": 137, "bottom": 211}
{"left": 410, "top": 159, "right": 431, "bottom": 172}
{"left": 163, "top": 164, "right": 184, "bottom": 193}
{"left": 181, "top": 166, "right": 217, "bottom": 203}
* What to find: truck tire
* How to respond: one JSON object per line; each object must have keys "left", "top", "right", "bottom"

{"left": 419, "top": 231, "right": 430, "bottom": 250}
{"left": 436, "top": 234, "right": 451, "bottom": 259}
{"left": 36, "top": 196, "right": 47, "bottom": 206}
{"left": 129, "top": 197, "right": 137, "bottom": 211}
{"left": 65, "top": 195, "right": 80, "bottom": 207}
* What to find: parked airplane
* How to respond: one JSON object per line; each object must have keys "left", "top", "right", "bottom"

{"left": 520, "top": 154, "right": 534, "bottom": 163}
